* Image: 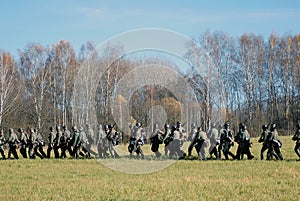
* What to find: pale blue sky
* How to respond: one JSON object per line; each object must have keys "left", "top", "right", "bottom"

{"left": 1, "top": 0, "right": 300, "bottom": 55}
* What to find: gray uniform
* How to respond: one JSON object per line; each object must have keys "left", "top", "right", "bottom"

{"left": 19, "top": 129, "right": 28, "bottom": 158}
{"left": 0, "top": 131, "right": 6, "bottom": 159}
{"left": 7, "top": 129, "right": 19, "bottom": 159}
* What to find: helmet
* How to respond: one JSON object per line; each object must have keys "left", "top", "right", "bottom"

{"left": 49, "top": 127, "right": 54, "bottom": 131}
{"left": 18, "top": 128, "right": 23, "bottom": 133}
{"left": 191, "top": 123, "right": 196, "bottom": 128}
{"left": 270, "top": 123, "right": 276, "bottom": 129}
{"left": 262, "top": 125, "right": 268, "bottom": 129}
{"left": 224, "top": 123, "right": 229, "bottom": 128}
{"left": 171, "top": 125, "right": 177, "bottom": 131}
{"left": 136, "top": 122, "right": 141, "bottom": 127}
{"left": 239, "top": 123, "right": 244, "bottom": 129}
{"left": 72, "top": 126, "right": 77, "bottom": 131}
{"left": 164, "top": 124, "right": 169, "bottom": 129}
{"left": 296, "top": 123, "right": 300, "bottom": 129}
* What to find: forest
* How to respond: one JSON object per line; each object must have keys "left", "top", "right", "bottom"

{"left": 0, "top": 31, "right": 300, "bottom": 140}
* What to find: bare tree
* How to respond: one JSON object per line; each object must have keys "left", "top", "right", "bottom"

{"left": 19, "top": 43, "right": 51, "bottom": 130}
{"left": 0, "top": 50, "right": 22, "bottom": 127}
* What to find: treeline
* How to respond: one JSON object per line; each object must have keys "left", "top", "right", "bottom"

{"left": 0, "top": 31, "right": 300, "bottom": 140}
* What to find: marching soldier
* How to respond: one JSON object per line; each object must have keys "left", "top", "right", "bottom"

{"left": 219, "top": 123, "right": 235, "bottom": 160}
{"left": 195, "top": 126, "right": 208, "bottom": 160}
{"left": 266, "top": 124, "right": 283, "bottom": 160}
{"left": 71, "top": 126, "right": 81, "bottom": 159}
{"left": 128, "top": 123, "right": 145, "bottom": 159}
{"left": 105, "top": 124, "right": 119, "bottom": 158}
{"left": 169, "top": 125, "right": 186, "bottom": 159}
{"left": 18, "top": 128, "right": 28, "bottom": 158}
{"left": 0, "top": 130, "right": 6, "bottom": 159}
{"left": 163, "top": 124, "right": 172, "bottom": 156}
{"left": 97, "top": 124, "right": 109, "bottom": 158}
{"left": 36, "top": 129, "right": 47, "bottom": 158}
{"left": 53, "top": 126, "right": 62, "bottom": 158}
{"left": 188, "top": 123, "right": 197, "bottom": 141}
{"left": 47, "top": 127, "right": 56, "bottom": 158}
{"left": 86, "top": 123, "right": 95, "bottom": 150}
{"left": 150, "top": 123, "right": 163, "bottom": 158}
{"left": 207, "top": 124, "right": 219, "bottom": 160}
{"left": 28, "top": 128, "right": 43, "bottom": 159}
{"left": 258, "top": 124, "right": 269, "bottom": 160}
{"left": 62, "top": 125, "right": 72, "bottom": 157}
{"left": 79, "top": 126, "right": 91, "bottom": 158}
{"left": 7, "top": 128, "right": 19, "bottom": 159}
{"left": 235, "top": 124, "right": 254, "bottom": 160}
{"left": 292, "top": 123, "right": 300, "bottom": 159}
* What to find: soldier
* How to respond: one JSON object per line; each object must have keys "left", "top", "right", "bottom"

{"left": 78, "top": 126, "right": 91, "bottom": 158}
{"left": 292, "top": 123, "right": 300, "bottom": 159}
{"left": 128, "top": 123, "right": 145, "bottom": 159}
{"left": 150, "top": 123, "right": 164, "bottom": 158}
{"left": 219, "top": 123, "right": 235, "bottom": 160}
{"left": 188, "top": 123, "right": 197, "bottom": 141}
{"left": 235, "top": 124, "right": 254, "bottom": 160}
{"left": 71, "top": 126, "right": 81, "bottom": 159}
{"left": 53, "top": 126, "right": 62, "bottom": 158}
{"left": 176, "top": 121, "right": 187, "bottom": 142}
{"left": 187, "top": 124, "right": 199, "bottom": 157}
{"left": 97, "top": 124, "right": 109, "bottom": 158}
{"left": 36, "top": 128, "right": 47, "bottom": 158}
{"left": 28, "top": 128, "right": 43, "bottom": 159}
{"left": 207, "top": 124, "right": 219, "bottom": 160}
{"left": 18, "top": 128, "right": 28, "bottom": 158}
{"left": 266, "top": 124, "right": 283, "bottom": 160}
{"left": 7, "top": 128, "right": 19, "bottom": 159}
{"left": 258, "top": 124, "right": 269, "bottom": 160}
{"left": 105, "top": 124, "right": 119, "bottom": 158}
{"left": 135, "top": 123, "right": 145, "bottom": 159}
{"left": 163, "top": 124, "right": 172, "bottom": 156}
{"left": 194, "top": 126, "right": 208, "bottom": 160}
{"left": 47, "top": 127, "right": 56, "bottom": 158}
{"left": 61, "top": 125, "right": 72, "bottom": 157}
{"left": 169, "top": 125, "right": 186, "bottom": 159}
{"left": 86, "top": 123, "right": 95, "bottom": 150}
{"left": 0, "top": 129, "right": 6, "bottom": 159}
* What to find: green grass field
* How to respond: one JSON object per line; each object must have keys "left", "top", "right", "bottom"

{"left": 0, "top": 136, "right": 299, "bottom": 201}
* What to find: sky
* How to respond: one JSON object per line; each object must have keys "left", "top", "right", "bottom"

{"left": 1, "top": 0, "right": 300, "bottom": 56}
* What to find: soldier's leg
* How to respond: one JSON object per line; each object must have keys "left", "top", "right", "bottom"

{"left": 218, "top": 144, "right": 223, "bottom": 159}
{"left": 19, "top": 147, "right": 23, "bottom": 158}
{"left": 187, "top": 141, "right": 196, "bottom": 157}
{"left": 29, "top": 146, "right": 35, "bottom": 159}
{"left": 82, "top": 146, "right": 91, "bottom": 158}
{"left": 236, "top": 144, "right": 241, "bottom": 160}
{"left": 34, "top": 146, "right": 43, "bottom": 159}
{"left": 67, "top": 144, "right": 73, "bottom": 157}
{"left": 274, "top": 146, "right": 283, "bottom": 160}
{"left": 0, "top": 148, "right": 5, "bottom": 159}
{"left": 47, "top": 146, "right": 52, "bottom": 158}
{"left": 53, "top": 146, "right": 60, "bottom": 158}
{"left": 294, "top": 143, "right": 300, "bottom": 159}
{"left": 39, "top": 146, "right": 47, "bottom": 158}
{"left": 260, "top": 144, "right": 268, "bottom": 160}
{"left": 12, "top": 147, "right": 19, "bottom": 159}
{"left": 60, "top": 145, "right": 66, "bottom": 158}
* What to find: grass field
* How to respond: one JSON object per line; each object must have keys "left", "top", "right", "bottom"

{"left": 0, "top": 136, "right": 299, "bottom": 201}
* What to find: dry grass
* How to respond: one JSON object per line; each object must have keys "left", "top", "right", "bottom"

{"left": 0, "top": 136, "right": 299, "bottom": 201}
